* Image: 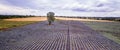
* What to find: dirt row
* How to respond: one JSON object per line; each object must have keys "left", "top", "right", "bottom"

{"left": 0, "top": 20, "right": 120, "bottom": 50}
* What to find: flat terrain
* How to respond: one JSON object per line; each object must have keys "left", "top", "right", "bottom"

{"left": 0, "top": 19, "right": 120, "bottom": 50}
{"left": 0, "top": 21, "right": 38, "bottom": 30}
{"left": 56, "top": 17, "right": 114, "bottom": 22}
{"left": 4, "top": 17, "right": 47, "bottom": 21}
{"left": 82, "top": 21, "right": 120, "bottom": 44}
{"left": 0, "top": 17, "right": 46, "bottom": 30}
{"left": 56, "top": 17, "right": 120, "bottom": 44}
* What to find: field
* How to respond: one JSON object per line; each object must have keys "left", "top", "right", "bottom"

{"left": 82, "top": 21, "right": 120, "bottom": 44}
{"left": 1, "top": 17, "right": 120, "bottom": 43}
{"left": 0, "top": 17, "right": 120, "bottom": 49}
{"left": 4, "top": 17, "right": 46, "bottom": 21}
{"left": 56, "top": 17, "right": 120, "bottom": 44}
{"left": 0, "top": 17, "right": 46, "bottom": 30}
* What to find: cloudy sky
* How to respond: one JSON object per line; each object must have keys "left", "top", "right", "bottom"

{"left": 0, "top": 0, "right": 120, "bottom": 17}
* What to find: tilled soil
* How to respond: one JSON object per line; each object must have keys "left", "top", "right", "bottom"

{"left": 0, "top": 20, "right": 120, "bottom": 50}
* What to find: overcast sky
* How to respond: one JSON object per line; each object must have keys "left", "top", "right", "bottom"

{"left": 0, "top": 0, "right": 120, "bottom": 17}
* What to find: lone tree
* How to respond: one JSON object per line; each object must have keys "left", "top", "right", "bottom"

{"left": 47, "top": 12, "right": 55, "bottom": 25}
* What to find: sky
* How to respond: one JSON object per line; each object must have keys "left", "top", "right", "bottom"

{"left": 0, "top": 0, "right": 120, "bottom": 17}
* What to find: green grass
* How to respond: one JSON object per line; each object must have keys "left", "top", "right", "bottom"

{"left": 0, "top": 20, "right": 38, "bottom": 30}
{"left": 82, "top": 21, "right": 120, "bottom": 44}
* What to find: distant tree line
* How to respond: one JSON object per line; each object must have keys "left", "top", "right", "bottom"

{"left": 56, "top": 16, "right": 120, "bottom": 22}
{"left": 0, "top": 15, "right": 35, "bottom": 19}
{"left": 79, "top": 17, "right": 120, "bottom": 21}
{"left": 1, "top": 15, "right": 120, "bottom": 21}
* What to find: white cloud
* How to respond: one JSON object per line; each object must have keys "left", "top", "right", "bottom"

{"left": 0, "top": 0, "right": 120, "bottom": 17}
{"left": 0, "top": 3, "right": 40, "bottom": 15}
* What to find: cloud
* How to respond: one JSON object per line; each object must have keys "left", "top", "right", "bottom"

{"left": 0, "top": 3, "right": 42, "bottom": 15}
{"left": 0, "top": 0, "right": 120, "bottom": 17}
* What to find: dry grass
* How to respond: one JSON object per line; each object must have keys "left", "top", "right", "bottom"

{"left": 1, "top": 17, "right": 46, "bottom": 30}
{"left": 3, "top": 17, "right": 114, "bottom": 22}
{"left": 4, "top": 17, "right": 47, "bottom": 21}
{"left": 56, "top": 17, "right": 114, "bottom": 22}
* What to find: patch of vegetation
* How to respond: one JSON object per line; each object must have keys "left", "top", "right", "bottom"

{"left": 0, "top": 15, "right": 35, "bottom": 19}
{"left": 82, "top": 21, "right": 120, "bottom": 44}
{"left": 56, "top": 16, "right": 120, "bottom": 21}
{"left": 0, "top": 20, "right": 38, "bottom": 30}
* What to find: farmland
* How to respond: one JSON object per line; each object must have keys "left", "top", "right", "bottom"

{"left": 56, "top": 17, "right": 120, "bottom": 44}
{"left": 0, "top": 17, "right": 46, "bottom": 30}
{"left": 1, "top": 16, "right": 120, "bottom": 42}
{"left": 82, "top": 21, "right": 120, "bottom": 44}
{"left": 0, "top": 16, "right": 120, "bottom": 50}
{"left": 0, "top": 21, "right": 38, "bottom": 30}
